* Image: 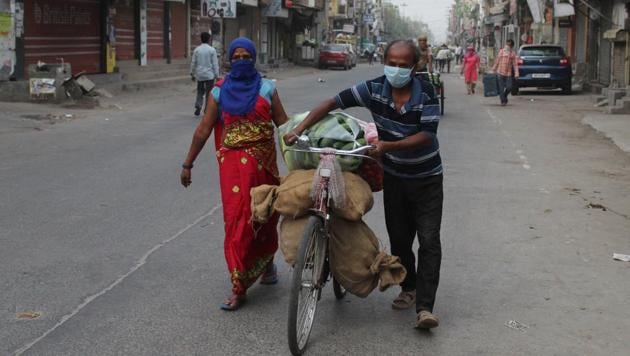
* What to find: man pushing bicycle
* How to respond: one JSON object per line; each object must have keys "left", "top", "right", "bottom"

{"left": 284, "top": 39, "right": 444, "bottom": 329}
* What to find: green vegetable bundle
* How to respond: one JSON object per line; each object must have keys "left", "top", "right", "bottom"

{"left": 279, "top": 112, "right": 367, "bottom": 171}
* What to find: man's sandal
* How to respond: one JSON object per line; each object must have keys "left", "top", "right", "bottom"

{"left": 392, "top": 290, "right": 416, "bottom": 310}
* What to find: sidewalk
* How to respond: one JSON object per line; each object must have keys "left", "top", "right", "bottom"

{"left": 582, "top": 114, "right": 630, "bottom": 154}
{"left": 0, "top": 64, "right": 323, "bottom": 135}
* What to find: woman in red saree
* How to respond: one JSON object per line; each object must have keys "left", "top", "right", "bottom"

{"left": 181, "top": 37, "right": 289, "bottom": 310}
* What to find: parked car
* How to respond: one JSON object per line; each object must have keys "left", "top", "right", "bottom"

{"left": 318, "top": 44, "right": 353, "bottom": 70}
{"left": 513, "top": 44, "right": 572, "bottom": 95}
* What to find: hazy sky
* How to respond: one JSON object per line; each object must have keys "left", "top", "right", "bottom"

{"left": 387, "top": 0, "right": 455, "bottom": 44}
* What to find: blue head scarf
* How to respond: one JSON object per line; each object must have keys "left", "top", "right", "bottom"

{"left": 219, "top": 37, "right": 262, "bottom": 116}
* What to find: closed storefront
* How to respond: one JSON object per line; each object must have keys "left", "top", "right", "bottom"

{"left": 23, "top": 0, "right": 103, "bottom": 75}
{"left": 114, "top": 0, "right": 137, "bottom": 60}
{"left": 190, "top": 1, "right": 212, "bottom": 56}
{"left": 147, "top": 0, "right": 164, "bottom": 59}
{"left": 170, "top": 0, "right": 187, "bottom": 59}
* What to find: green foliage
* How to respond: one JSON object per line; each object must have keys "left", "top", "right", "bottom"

{"left": 383, "top": 4, "right": 434, "bottom": 42}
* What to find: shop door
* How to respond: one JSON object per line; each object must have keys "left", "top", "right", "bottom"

{"left": 170, "top": 1, "right": 186, "bottom": 59}
{"left": 23, "top": 0, "right": 103, "bottom": 75}
{"left": 147, "top": 0, "right": 164, "bottom": 59}
{"left": 115, "top": 0, "right": 137, "bottom": 60}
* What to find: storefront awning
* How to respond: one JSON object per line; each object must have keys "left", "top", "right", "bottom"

{"left": 603, "top": 28, "right": 625, "bottom": 40}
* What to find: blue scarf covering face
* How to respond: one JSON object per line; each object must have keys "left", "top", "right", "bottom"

{"left": 220, "top": 37, "right": 262, "bottom": 116}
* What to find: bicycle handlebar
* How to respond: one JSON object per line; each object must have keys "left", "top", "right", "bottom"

{"left": 284, "top": 135, "right": 375, "bottom": 159}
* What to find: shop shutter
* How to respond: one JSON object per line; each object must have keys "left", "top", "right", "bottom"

{"left": 23, "top": 0, "right": 103, "bottom": 75}
{"left": 171, "top": 1, "right": 187, "bottom": 59}
{"left": 115, "top": 0, "right": 137, "bottom": 60}
{"left": 613, "top": 42, "right": 626, "bottom": 85}
{"left": 147, "top": 0, "right": 164, "bottom": 59}
{"left": 190, "top": 2, "right": 212, "bottom": 57}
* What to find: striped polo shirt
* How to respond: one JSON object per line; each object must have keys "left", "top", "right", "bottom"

{"left": 335, "top": 75, "right": 442, "bottom": 179}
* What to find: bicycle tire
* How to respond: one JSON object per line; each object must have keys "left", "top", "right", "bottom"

{"left": 288, "top": 215, "right": 327, "bottom": 356}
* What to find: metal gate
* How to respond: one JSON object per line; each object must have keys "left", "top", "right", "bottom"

{"left": 23, "top": 0, "right": 103, "bottom": 75}
{"left": 115, "top": 0, "right": 137, "bottom": 60}
{"left": 147, "top": 0, "right": 164, "bottom": 59}
{"left": 170, "top": 1, "right": 186, "bottom": 59}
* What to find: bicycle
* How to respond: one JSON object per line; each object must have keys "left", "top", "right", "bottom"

{"left": 285, "top": 136, "right": 374, "bottom": 356}
{"left": 416, "top": 71, "right": 445, "bottom": 116}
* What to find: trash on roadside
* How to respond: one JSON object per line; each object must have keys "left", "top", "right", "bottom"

{"left": 16, "top": 311, "right": 41, "bottom": 320}
{"left": 64, "top": 114, "right": 73, "bottom": 118}
{"left": 613, "top": 253, "right": 630, "bottom": 262}
{"left": 317, "top": 77, "right": 326, "bottom": 83}
{"left": 75, "top": 75, "right": 96, "bottom": 93}
{"left": 505, "top": 320, "right": 529, "bottom": 332}
{"left": 530, "top": 99, "right": 535, "bottom": 102}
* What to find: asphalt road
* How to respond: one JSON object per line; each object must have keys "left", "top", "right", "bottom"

{"left": 1, "top": 64, "right": 630, "bottom": 356}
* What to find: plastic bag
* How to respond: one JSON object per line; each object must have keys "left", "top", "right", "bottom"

{"left": 356, "top": 122, "right": 384, "bottom": 192}
{"left": 279, "top": 112, "right": 368, "bottom": 172}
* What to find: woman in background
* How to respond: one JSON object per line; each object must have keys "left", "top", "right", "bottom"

{"left": 460, "top": 45, "right": 480, "bottom": 95}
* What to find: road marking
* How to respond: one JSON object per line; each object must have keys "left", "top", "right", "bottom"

{"left": 13, "top": 204, "right": 222, "bottom": 355}
{"left": 487, "top": 108, "right": 532, "bottom": 171}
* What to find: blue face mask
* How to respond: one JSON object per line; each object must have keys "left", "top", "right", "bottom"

{"left": 384, "top": 65, "right": 413, "bottom": 88}
{"left": 230, "top": 59, "right": 257, "bottom": 80}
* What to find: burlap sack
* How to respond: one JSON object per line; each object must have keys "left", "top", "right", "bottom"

{"left": 329, "top": 217, "right": 407, "bottom": 298}
{"left": 278, "top": 216, "right": 309, "bottom": 266}
{"left": 250, "top": 185, "right": 278, "bottom": 224}
{"left": 332, "top": 172, "right": 374, "bottom": 221}
{"left": 274, "top": 170, "right": 316, "bottom": 219}
{"left": 274, "top": 170, "right": 374, "bottom": 221}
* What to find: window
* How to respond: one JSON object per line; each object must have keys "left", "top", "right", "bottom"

{"left": 519, "top": 47, "right": 565, "bottom": 57}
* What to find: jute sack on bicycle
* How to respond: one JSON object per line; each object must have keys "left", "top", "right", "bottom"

{"left": 277, "top": 215, "right": 407, "bottom": 297}
{"left": 251, "top": 169, "right": 374, "bottom": 222}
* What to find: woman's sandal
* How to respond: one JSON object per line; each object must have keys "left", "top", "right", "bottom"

{"left": 260, "top": 263, "right": 278, "bottom": 285}
{"left": 220, "top": 294, "right": 246, "bottom": 311}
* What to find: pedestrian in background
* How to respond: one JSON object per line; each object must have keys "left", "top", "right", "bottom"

{"left": 190, "top": 32, "right": 220, "bottom": 116}
{"left": 436, "top": 44, "right": 450, "bottom": 73}
{"left": 461, "top": 45, "right": 480, "bottom": 95}
{"left": 491, "top": 39, "right": 519, "bottom": 106}
{"left": 455, "top": 45, "right": 463, "bottom": 65}
{"left": 181, "top": 37, "right": 290, "bottom": 311}
{"left": 416, "top": 36, "right": 433, "bottom": 72}
{"left": 368, "top": 47, "right": 375, "bottom": 66}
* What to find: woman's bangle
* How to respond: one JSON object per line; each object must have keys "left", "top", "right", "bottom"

{"left": 182, "top": 163, "right": 193, "bottom": 169}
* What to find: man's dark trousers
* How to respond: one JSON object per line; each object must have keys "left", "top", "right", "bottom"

{"left": 497, "top": 75, "right": 512, "bottom": 104}
{"left": 195, "top": 79, "right": 215, "bottom": 113}
{"left": 384, "top": 173, "right": 443, "bottom": 313}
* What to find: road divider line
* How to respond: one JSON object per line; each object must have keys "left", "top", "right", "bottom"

{"left": 13, "top": 204, "right": 222, "bottom": 356}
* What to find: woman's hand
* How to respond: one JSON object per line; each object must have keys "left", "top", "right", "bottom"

{"left": 181, "top": 168, "right": 192, "bottom": 187}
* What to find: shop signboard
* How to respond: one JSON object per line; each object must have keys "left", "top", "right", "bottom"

{"left": 201, "top": 0, "right": 236, "bottom": 18}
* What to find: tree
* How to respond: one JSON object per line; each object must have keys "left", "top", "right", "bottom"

{"left": 383, "top": 3, "right": 434, "bottom": 43}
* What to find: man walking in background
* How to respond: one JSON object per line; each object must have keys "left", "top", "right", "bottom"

{"left": 191, "top": 32, "right": 220, "bottom": 116}
{"left": 455, "top": 44, "right": 463, "bottom": 65}
{"left": 491, "top": 39, "right": 519, "bottom": 106}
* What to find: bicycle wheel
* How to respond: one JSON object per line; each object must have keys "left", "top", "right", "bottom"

{"left": 288, "top": 215, "right": 327, "bottom": 355}
{"left": 333, "top": 278, "right": 346, "bottom": 300}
